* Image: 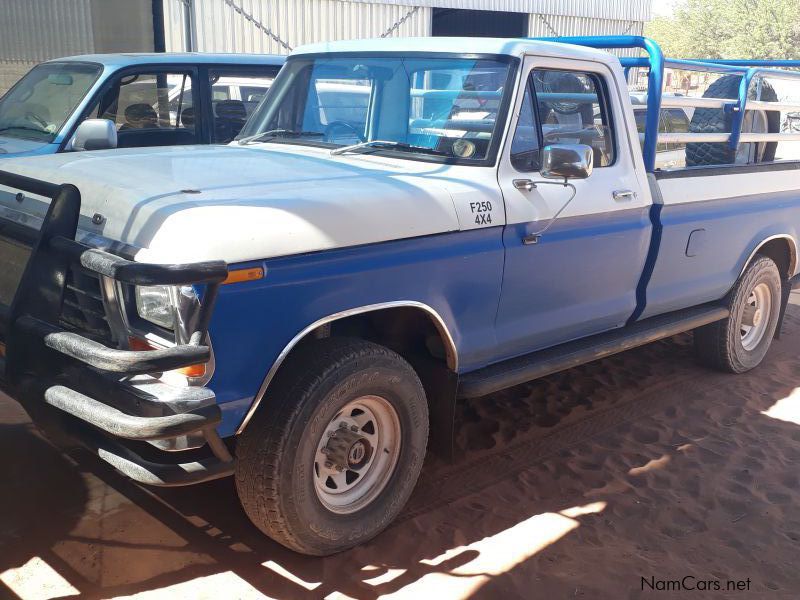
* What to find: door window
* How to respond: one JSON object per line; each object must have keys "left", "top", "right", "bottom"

{"left": 209, "top": 70, "right": 278, "bottom": 143}
{"left": 82, "top": 71, "right": 198, "bottom": 148}
{"left": 510, "top": 68, "right": 615, "bottom": 172}
{"left": 97, "top": 72, "right": 194, "bottom": 130}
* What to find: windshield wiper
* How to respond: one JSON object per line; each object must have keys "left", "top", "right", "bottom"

{"left": 237, "top": 129, "right": 324, "bottom": 145}
{"left": 330, "top": 140, "right": 448, "bottom": 156}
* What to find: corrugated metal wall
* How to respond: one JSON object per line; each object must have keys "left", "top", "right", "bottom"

{"left": 0, "top": 0, "right": 95, "bottom": 63}
{"left": 165, "top": 0, "right": 646, "bottom": 57}
{"left": 528, "top": 15, "right": 645, "bottom": 56}
{"left": 349, "top": 0, "right": 652, "bottom": 22}
{"left": 165, "top": 0, "right": 431, "bottom": 54}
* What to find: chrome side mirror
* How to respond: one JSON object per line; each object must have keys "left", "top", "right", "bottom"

{"left": 71, "top": 119, "right": 117, "bottom": 151}
{"left": 540, "top": 144, "right": 593, "bottom": 180}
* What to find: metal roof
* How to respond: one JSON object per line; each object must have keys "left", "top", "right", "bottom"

{"left": 46, "top": 52, "right": 286, "bottom": 67}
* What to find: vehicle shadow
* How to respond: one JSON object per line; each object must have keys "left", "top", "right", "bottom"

{"left": 0, "top": 418, "right": 89, "bottom": 599}
{"left": 2, "top": 304, "right": 800, "bottom": 598}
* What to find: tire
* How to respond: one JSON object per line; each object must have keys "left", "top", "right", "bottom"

{"left": 235, "top": 337, "right": 429, "bottom": 555}
{"left": 685, "top": 75, "right": 780, "bottom": 167}
{"left": 694, "top": 255, "right": 782, "bottom": 373}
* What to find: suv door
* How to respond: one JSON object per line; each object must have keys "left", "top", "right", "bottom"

{"left": 494, "top": 56, "right": 652, "bottom": 359}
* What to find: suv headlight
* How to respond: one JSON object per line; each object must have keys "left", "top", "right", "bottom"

{"left": 134, "top": 285, "right": 201, "bottom": 342}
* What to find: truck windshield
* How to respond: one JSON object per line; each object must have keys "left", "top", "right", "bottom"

{"left": 0, "top": 62, "right": 102, "bottom": 142}
{"left": 238, "top": 54, "right": 516, "bottom": 163}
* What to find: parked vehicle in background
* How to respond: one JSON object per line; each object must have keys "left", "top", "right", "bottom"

{"left": 1, "top": 36, "right": 800, "bottom": 557}
{"left": 0, "top": 53, "right": 284, "bottom": 158}
{"left": 631, "top": 97, "right": 693, "bottom": 169}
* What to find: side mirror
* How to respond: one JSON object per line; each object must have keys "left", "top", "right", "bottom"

{"left": 540, "top": 144, "right": 593, "bottom": 180}
{"left": 71, "top": 119, "right": 117, "bottom": 151}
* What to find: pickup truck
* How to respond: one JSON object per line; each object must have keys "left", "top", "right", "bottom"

{"left": 0, "top": 52, "right": 283, "bottom": 157}
{"left": 1, "top": 35, "right": 799, "bottom": 556}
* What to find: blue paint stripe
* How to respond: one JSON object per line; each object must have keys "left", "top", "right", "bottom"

{"left": 628, "top": 202, "right": 663, "bottom": 324}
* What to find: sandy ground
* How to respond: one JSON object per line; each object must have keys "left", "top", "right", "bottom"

{"left": 2, "top": 297, "right": 800, "bottom": 599}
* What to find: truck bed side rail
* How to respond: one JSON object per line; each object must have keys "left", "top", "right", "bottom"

{"left": 534, "top": 35, "right": 800, "bottom": 172}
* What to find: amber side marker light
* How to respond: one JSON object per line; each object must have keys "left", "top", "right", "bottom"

{"left": 0, "top": 341, "right": 5, "bottom": 358}
{"left": 222, "top": 267, "right": 265, "bottom": 285}
{"left": 128, "top": 336, "right": 206, "bottom": 378}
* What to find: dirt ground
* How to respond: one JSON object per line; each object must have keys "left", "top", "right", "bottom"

{"left": 2, "top": 297, "right": 800, "bottom": 599}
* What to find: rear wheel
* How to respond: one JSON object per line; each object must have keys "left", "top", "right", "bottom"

{"left": 694, "top": 255, "right": 782, "bottom": 373}
{"left": 235, "top": 337, "right": 428, "bottom": 555}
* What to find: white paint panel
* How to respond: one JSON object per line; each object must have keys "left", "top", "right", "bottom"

{"left": 0, "top": 143, "right": 465, "bottom": 264}
{"left": 498, "top": 53, "right": 651, "bottom": 225}
{"left": 658, "top": 169, "right": 800, "bottom": 206}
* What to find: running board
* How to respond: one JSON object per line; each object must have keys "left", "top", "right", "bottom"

{"left": 458, "top": 304, "right": 729, "bottom": 399}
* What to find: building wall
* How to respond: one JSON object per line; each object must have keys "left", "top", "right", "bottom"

{"left": 164, "top": 0, "right": 647, "bottom": 57}
{"left": 0, "top": 0, "right": 155, "bottom": 95}
{"left": 165, "top": 0, "right": 431, "bottom": 54}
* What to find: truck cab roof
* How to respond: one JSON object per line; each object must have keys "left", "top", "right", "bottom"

{"left": 292, "top": 36, "right": 617, "bottom": 64}
{"left": 48, "top": 52, "right": 286, "bottom": 68}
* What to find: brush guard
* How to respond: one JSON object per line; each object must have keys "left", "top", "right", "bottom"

{"left": 0, "top": 169, "right": 231, "bottom": 486}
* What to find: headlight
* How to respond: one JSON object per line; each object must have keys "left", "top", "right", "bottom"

{"left": 134, "top": 285, "right": 202, "bottom": 343}
{"left": 135, "top": 285, "right": 177, "bottom": 329}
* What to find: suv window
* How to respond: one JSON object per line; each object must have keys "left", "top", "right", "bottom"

{"left": 0, "top": 62, "right": 102, "bottom": 142}
{"left": 665, "top": 108, "right": 690, "bottom": 150}
{"left": 86, "top": 71, "right": 198, "bottom": 148}
{"left": 209, "top": 70, "right": 278, "bottom": 143}
{"left": 510, "top": 68, "right": 615, "bottom": 172}
{"left": 634, "top": 108, "right": 670, "bottom": 152}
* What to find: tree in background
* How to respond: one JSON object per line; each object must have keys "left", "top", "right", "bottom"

{"left": 646, "top": 0, "right": 800, "bottom": 59}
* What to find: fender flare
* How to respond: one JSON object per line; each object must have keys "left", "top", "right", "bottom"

{"left": 235, "top": 301, "right": 458, "bottom": 435}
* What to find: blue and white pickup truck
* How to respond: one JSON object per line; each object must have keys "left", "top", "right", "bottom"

{"left": 0, "top": 52, "right": 283, "bottom": 158}
{"left": 1, "top": 36, "right": 799, "bottom": 555}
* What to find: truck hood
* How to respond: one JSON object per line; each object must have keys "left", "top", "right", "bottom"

{"left": 0, "top": 144, "right": 461, "bottom": 264}
{"left": 0, "top": 135, "right": 55, "bottom": 158}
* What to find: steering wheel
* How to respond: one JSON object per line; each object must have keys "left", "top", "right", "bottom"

{"left": 324, "top": 121, "right": 365, "bottom": 144}
{"left": 25, "top": 112, "right": 49, "bottom": 130}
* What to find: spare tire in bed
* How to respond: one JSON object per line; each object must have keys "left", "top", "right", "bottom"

{"left": 685, "top": 74, "right": 780, "bottom": 167}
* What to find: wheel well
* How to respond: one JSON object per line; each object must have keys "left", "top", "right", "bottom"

{"left": 242, "top": 305, "right": 459, "bottom": 456}
{"left": 312, "top": 307, "right": 455, "bottom": 369}
{"left": 754, "top": 237, "right": 796, "bottom": 279}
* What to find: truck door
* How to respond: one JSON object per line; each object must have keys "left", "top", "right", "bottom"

{"left": 494, "top": 56, "right": 652, "bottom": 359}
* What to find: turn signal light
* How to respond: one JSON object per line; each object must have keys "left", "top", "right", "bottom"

{"left": 0, "top": 342, "right": 5, "bottom": 358}
{"left": 128, "top": 336, "right": 206, "bottom": 379}
{"left": 222, "top": 267, "right": 265, "bottom": 285}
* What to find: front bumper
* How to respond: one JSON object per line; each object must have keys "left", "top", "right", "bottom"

{"left": 0, "top": 169, "right": 231, "bottom": 486}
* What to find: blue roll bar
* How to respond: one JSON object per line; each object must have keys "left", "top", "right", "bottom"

{"left": 535, "top": 36, "right": 800, "bottom": 172}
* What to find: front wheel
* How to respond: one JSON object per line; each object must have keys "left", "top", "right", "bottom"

{"left": 236, "top": 338, "right": 428, "bottom": 555}
{"left": 694, "top": 255, "right": 782, "bottom": 373}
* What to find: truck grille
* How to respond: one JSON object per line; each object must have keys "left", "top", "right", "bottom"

{"left": 59, "top": 268, "right": 115, "bottom": 344}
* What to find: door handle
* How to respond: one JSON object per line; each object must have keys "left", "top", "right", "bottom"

{"left": 513, "top": 179, "right": 535, "bottom": 192}
{"left": 612, "top": 189, "right": 635, "bottom": 201}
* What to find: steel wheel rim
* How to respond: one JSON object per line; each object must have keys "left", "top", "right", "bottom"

{"left": 740, "top": 282, "right": 771, "bottom": 351}
{"left": 313, "top": 395, "right": 401, "bottom": 514}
